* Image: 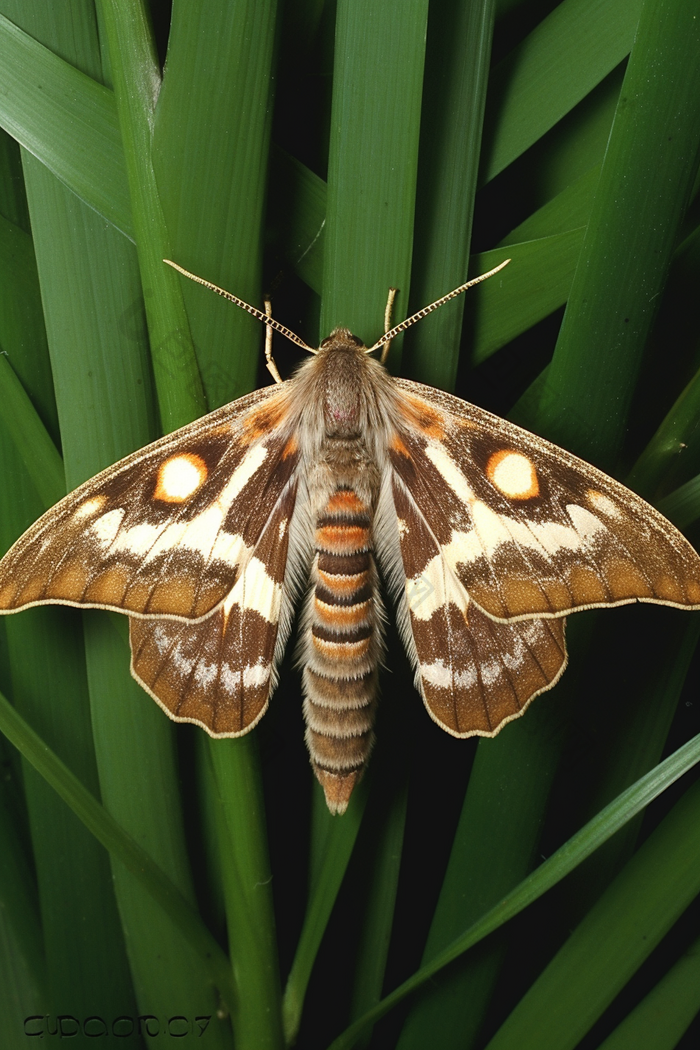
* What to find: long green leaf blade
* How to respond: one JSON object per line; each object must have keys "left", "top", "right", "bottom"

{"left": 596, "top": 933, "right": 700, "bottom": 1050}
{"left": 481, "top": 0, "right": 643, "bottom": 182}
{"left": 0, "top": 12, "right": 131, "bottom": 237}
{"left": 403, "top": 0, "right": 496, "bottom": 389}
{"left": 327, "top": 732, "right": 700, "bottom": 1049}
{"left": 483, "top": 775, "right": 700, "bottom": 1050}
{"left": 0, "top": 683, "right": 235, "bottom": 1008}
{"left": 538, "top": 0, "right": 700, "bottom": 469}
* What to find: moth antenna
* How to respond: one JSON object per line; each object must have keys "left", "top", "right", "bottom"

{"left": 264, "top": 300, "right": 283, "bottom": 384}
{"left": 366, "top": 257, "right": 511, "bottom": 356}
{"left": 164, "top": 259, "right": 317, "bottom": 355}
{"left": 380, "top": 287, "right": 398, "bottom": 365}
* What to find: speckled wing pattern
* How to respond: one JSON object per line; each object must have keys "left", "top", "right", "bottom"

{"left": 0, "top": 384, "right": 301, "bottom": 736}
{"left": 386, "top": 378, "right": 700, "bottom": 738}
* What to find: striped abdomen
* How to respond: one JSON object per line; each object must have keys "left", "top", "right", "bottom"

{"left": 302, "top": 487, "right": 382, "bottom": 814}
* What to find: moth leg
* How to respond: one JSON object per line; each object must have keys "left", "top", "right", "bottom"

{"left": 380, "top": 287, "right": 398, "bottom": 365}
{"left": 264, "top": 299, "right": 283, "bottom": 384}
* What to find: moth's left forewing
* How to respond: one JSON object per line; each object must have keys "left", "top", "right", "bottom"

{"left": 0, "top": 385, "right": 298, "bottom": 622}
{"left": 391, "top": 378, "right": 700, "bottom": 622}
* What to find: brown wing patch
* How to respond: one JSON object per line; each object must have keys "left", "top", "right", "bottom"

{"left": 46, "top": 562, "right": 91, "bottom": 601}
{"left": 417, "top": 607, "right": 567, "bottom": 737}
{"left": 129, "top": 607, "right": 273, "bottom": 736}
{"left": 83, "top": 566, "right": 131, "bottom": 605}
{"left": 397, "top": 393, "right": 446, "bottom": 439}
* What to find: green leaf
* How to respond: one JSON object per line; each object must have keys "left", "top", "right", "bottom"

{"left": 320, "top": 0, "right": 430, "bottom": 358}
{"left": 658, "top": 474, "right": 700, "bottom": 530}
{"left": 481, "top": 0, "right": 643, "bottom": 182}
{"left": 537, "top": 0, "right": 700, "bottom": 469}
{"left": 0, "top": 355, "right": 64, "bottom": 510}
{"left": 0, "top": 682, "right": 236, "bottom": 1008}
{"left": 596, "top": 933, "right": 700, "bottom": 1050}
{"left": 403, "top": 0, "right": 496, "bottom": 390}
{"left": 283, "top": 780, "right": 369, "bottom": 1045}
{"left": 153, "top": 0, "right": 279, "bottom": 409}
{"left": 469, "top": 231, "right": 584, "bottom": 365}
{"left": 0, "top": 12, "right": 132, "bottom": 237}
{"left": 482, "top": 774, "right": 700, "bottom": 1050}
{"left": 349, "top": 778, "right": 408, "bottom": 1047}
{"left": 327, "top": 732, "right": 700, "bottom": 1049}
{"left": 99, "top": 0, "right": 205, "bottom": 431}
{"left": 209, "top": 737, "right": 284, "bottom": 1050}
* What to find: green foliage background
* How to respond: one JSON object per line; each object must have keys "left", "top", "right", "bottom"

{"left": 1, "top": 0, "right": 700, "bottom": 1047}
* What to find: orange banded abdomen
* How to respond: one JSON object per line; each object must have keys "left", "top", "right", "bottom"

{"left": 302, "top": 488, "right": 381, "bottom": 814}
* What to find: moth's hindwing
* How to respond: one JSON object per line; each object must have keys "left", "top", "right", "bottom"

{"left": 378, "top": 475, "right": 567, "bottom": 737}
{"left": 129, "top": 478, "right": 298, "bottom": 737}
{"left": 0, "top": 385, "right": 295, "bottom": 621}
{"left": 391, "top": 379, "right": 700, "bottom": 622}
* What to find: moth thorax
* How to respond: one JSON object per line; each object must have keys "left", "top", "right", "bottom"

{"left": 320, "top": 330, "right": 367, "bottom": 438}
{"left": 301, "top": 480, "right": 382, "bottom": 814}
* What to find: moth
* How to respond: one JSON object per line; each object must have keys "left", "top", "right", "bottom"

{"left": 1, "top": 259, "right": 699, "bottom": 815}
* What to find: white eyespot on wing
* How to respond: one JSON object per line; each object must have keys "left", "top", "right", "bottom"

{"left": 586, "top": 489, "right": 623, "bottom": 519}
{"left": 486, "top": 450, "right": 539, "bottom": 500}
{"left": 73, "top": 495, "right": 108, "bottom": 522}
{"left": 155, "top": 453, "right": 208, "bottom": 503}
{"left": 91, "top": 508, "right": 126, "bottom": 546}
